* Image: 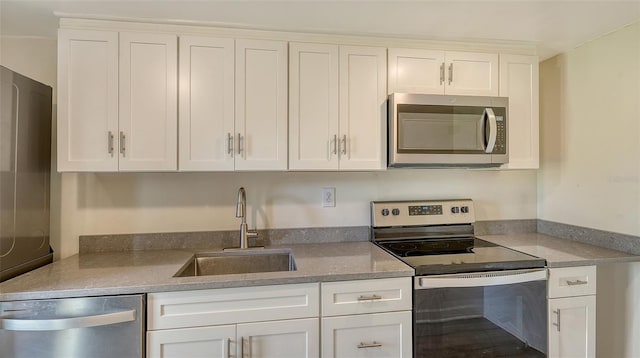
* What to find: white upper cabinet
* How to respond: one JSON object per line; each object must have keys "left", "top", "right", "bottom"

{"left": 338, "top": 45, "right": 387, "bottom": 170}
{"left": 290, "top": 43, "right": 386, "bottom": 171}
{"left": 499, "top": 54, "right": 539, "bottom": 169}
{"left": 445, "top": 51, "right": 499, "bottom": 96}
{"left": 178, "top": 36, "right": 235, "bottom": 171}
{"left": 289, "top": 43, "right": 339, "bottom": 170}
{"left": 235, "top": 39, "right": 288, "bottom": 171}
{"left": 57, "top": 29, "right": 119, "bottom": 172}
{"left": 388, "top": 49, "right": 499, "bottom": 96}
{"left": 388, "top": 48, "right": 445, "bottom": 95}
{"left": 119, "top": 32, "right": 178, "bottom": 171}
{"left": 58, "top": 29, "right": 179, "bottom": 172}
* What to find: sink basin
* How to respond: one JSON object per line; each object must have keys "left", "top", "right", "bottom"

{"left": 174, "top": 249, "right": 296, "bottom": 277}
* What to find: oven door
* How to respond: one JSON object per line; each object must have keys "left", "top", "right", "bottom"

{"left": 414, "top": 269, "right": 547, "bottom": 357}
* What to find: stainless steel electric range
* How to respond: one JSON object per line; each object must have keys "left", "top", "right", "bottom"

{"left": 371, "top": 199, "right": 548, "bottom": 358}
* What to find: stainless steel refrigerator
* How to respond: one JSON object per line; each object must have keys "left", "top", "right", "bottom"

{"left": 0, "top": 65, "right": 53, "bottom": 282}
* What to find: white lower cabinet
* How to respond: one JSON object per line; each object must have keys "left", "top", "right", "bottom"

{"left": 547, "top": 266, "right": 597, "bottom": 358}
{"left": 322, "top": 311, "right": 412, "bottom": 358}
{"left": 147, "top": 319, "right": 318, "bottom": 358}
{"left": 548, "top": 296, "right": 596, "bottom": 358}
{"left": 146, "top": 283, "right": 319, "bottom": 358}
{"left": 147, "top": 324, "right": 235, "bottom": 358}
{"left": 320, "top": 278, "right": 412, "bottom": 358}
{"left": 146, "top": 278, "right": 412, "bottom": 358}
{"left": 238, "top": 318, "right": 319, "bottom": 358}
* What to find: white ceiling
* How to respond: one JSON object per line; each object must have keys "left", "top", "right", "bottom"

{"left": 1, "top": 0, "right": 639, "bottom": 60}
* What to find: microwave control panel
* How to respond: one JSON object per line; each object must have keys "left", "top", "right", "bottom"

{"left": 494, "top": 115, "right": 506, "bottom": 154}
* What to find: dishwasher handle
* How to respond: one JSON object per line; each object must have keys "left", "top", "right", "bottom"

{"left": 0, "top": 309, "right": 136, "bottom": 331}
{"left": 416, "top": 268, "right": 546, "bottom": 289}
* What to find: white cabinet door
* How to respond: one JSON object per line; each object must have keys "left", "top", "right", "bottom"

{"left": 179, "top": 36, "right": 235, "bottom": 171}
{"left": 57, "top": 29, "right": 119, "bottom": 172}
{"left": 322, "top": 311, "right": 412, "bottom": 358}
{"left": 499, "top": 54, "right": 539, "bottom": 169}
{"left": 119, "top": 32, "right": 177, "bottom": 171}
{"left": 445, "top": 51, "right": 499, "bottom": 96}
{"left": 147, "top": 325, "right": 235, "bottom": 358}
{"left": 548, "top": 295, "right": 596, "bottom": 358}
{"left": 237, "top": 318, "right": 319, "bottom": 358}
{"left": 338, "top": 46, "right": 387, "bottom": 170}
{"left": 388, "top": 48, "right": 445, "bottom": 95}
{"left": 289, "top": 42, "right": 339, "bottom": 170}
{"left": 235, "top": 39, "right": 288, "bottom": 171}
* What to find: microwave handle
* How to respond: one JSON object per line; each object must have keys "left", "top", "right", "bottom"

{"left": 484, "top": 108, "right": 497, "bottom": 153}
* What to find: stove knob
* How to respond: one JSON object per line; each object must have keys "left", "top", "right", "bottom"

{"left": 451, "top": 206, "right": 460, "bottom": 214}
{"left": 461, "top": 206, "right": 469, "bottom": 213}
{"left": 381, "top": 209, "right": 390, "bottom": 216}
{"left": 392, "top": 208, "right": 400, "bottom": 216}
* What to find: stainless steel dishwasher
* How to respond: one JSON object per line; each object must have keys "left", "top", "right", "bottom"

{"left": 0, "top": 294, "right": 144, "bottom": 358}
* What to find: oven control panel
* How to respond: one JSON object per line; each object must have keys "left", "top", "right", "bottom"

{"left": 371, "top": 199, "right": 474, "bottom": 227}
{"left": 408, "top": 205, "right": 443, "bottom": 216}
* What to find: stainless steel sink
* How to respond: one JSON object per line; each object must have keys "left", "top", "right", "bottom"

{"left": 174, "top": 249, "right": 296, "bottom": 277}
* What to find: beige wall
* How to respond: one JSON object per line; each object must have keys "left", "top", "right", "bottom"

{"left": 538, "top": 22, "right": 640, "bottom": 357}
{"left": 58, "top": 170, "right": 537, "bottom": 259}
{"left": 538, "top": 22, "right": 640, "bottom": 236}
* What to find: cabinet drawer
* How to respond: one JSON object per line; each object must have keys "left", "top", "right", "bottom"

{"left": 148, "top": 283, "right": 319, "bottom": 330}
{"left": 548, "top": 266, "right": 596, "bottom": 298}
{"left": 321, "top": 278, "right": 411, "bottom": 316}
{"left": 322, "top": 311, "right": 412, "bottom": 358}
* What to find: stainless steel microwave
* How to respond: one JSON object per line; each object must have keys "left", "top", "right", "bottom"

{"left": 388, "top": 93, "right": 508, "bottom": 167}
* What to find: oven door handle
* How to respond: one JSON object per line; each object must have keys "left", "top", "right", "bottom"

{"left": 416, "top": 268, "right": 546, "bottom": 289}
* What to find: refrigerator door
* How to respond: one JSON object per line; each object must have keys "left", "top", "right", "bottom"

{"left": 0, "top": 66, "right": 52, "bottom": 282}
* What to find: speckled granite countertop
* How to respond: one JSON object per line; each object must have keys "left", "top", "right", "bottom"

{"left": 479, "top": 233, "right": 640, "bottom": 268}
{"left": 0, "top": 242, "right": 413, "bottom": 301}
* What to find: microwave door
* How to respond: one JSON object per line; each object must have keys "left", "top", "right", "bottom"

{"left": 393, "top": 105, "right": 494, "bottom": 165}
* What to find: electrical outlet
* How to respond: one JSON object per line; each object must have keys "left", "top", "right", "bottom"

{"left": 322, "top": 187, "right": 336, "bottom": 207}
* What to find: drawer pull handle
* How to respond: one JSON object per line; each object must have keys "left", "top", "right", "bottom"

{"left": 357, "top": 294, "right": 382, "bottom": 301}
{"left": 566, "top": 279, "right": 588, "bottom": 286}
{"left": 358, "top": 341, "right": 383, "bottom": 349}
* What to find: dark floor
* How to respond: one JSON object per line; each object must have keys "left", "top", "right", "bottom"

{"left": 414, "top": 317, "right": 546, "bottom": 358}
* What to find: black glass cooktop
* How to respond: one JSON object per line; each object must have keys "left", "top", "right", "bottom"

{"left": 377, "top": 238, "right": 546, "bottom": 275}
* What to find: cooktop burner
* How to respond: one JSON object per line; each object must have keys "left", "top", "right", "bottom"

{"left": 370, "top": 200, "right": 546, "bottom": 275}
{"left": 380, "top": 238, "right": 475, "bottom": 257}
{"left": 376, "top": 238, "right": 546, "bottom": 275}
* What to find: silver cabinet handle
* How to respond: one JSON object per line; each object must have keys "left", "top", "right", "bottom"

{"left": 357, "top": 294, "right": 382, "bottom": 301}
{"left": 340, "top": 135, "right": 347, "bottom": 156}
{"left": 440, "top": 62, "right": 445, "bottom": 85}
{"left": 108, "top": 131, "right": 114, "bottom": 156}
{"left": 332, "top": 134, "right": 338, "bottom": 156}
{"left": 240, "top": 336, "right": 244, "bottom": 357}
{"left": 566, "top": 279, "right": 588, "bottom": 286}
{"left": 227, "top": 132, "right": 234, "bottom": 157}
{"left": 358, "top": 341, "right": 383, "bottom": 349}
{"left": 483, "top": 108, "right": 497, "bottom": 153}
{"left": 237, "top": 133, "right": 244, "bottom": 156}
{"left": 119, "top": 131, "right": 126, "bottom": 157}
{"left": 223, "top": 338, "right": 230, "bottom": 358}
{"left": 448, "top": 63, "right": 453, "bottom": 85}
{"left": 328, "top": 134, "right": 337, "bottom": 160}
{"left": 0, "top": 309, "right": 136, "bottom": 331}
{"left": 552, "top": 309, "right": 561, "bottom": 331}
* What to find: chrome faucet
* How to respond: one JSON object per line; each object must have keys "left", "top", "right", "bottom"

{"left": 236, "top": 187, "right": 258, "bottom": 249}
